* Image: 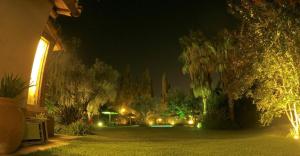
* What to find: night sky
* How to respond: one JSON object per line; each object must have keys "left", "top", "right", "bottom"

{"left": 57, "top": 0, "right": 235, "bottom": 96}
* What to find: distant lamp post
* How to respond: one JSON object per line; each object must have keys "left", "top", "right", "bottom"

{"left": 102, "top": 111, "right": 118, "bottom": 125}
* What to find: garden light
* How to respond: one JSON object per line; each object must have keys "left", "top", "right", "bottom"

{"left": 188, "top": 119, "right": 194, "bottom": 125}
{"left": 148, "top": 121, "right": 154, "bottom": 125}
{"left": 120, "top": 108, "right": 126, "bottom": 114}
{"left": 170, "top": 121, "right": 175, "bottom": 125}
{"left": 197, "top": 122, "right": 202, "bottom": 129}
{"left": 97, "top": 122, "right": 104, "bottom": 127}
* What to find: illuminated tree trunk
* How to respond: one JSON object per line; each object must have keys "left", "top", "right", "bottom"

{"left": 202, "top": 98, "right": 207, "bottom": 116}
{"left": 286, "top": 103, "right": 299, "bottom": 139}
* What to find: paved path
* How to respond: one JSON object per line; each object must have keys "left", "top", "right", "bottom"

{"left": 7, "top": 135, "right": 77, "bottom": 156}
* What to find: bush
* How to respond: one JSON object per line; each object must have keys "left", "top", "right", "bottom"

{"left": 202, "top": 108, "right": 237, "bottom": 129}
{"left": 55, "top": 121, "right": 92, "bottom": 136}
{"left": 235, "top": 97, "right": 259, "bottom": 129}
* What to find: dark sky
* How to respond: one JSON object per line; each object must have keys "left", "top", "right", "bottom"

{"left": 57, "top": 0, "right": 235, "bottom": 96}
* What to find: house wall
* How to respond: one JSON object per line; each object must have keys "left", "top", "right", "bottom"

{"left": 0, "top": 0, "right": 53, "bottom": 107}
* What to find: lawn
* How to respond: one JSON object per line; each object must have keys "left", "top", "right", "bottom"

{"left": 24, "top": 127, "right": 300, "bottom": 156}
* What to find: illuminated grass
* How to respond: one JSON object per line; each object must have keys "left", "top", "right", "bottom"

{"left": 24, "top": 127, "right": 300, "bottom": 156}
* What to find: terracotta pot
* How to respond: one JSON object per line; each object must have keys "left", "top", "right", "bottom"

{"left": 0, "top": 97, "right": 25, "bottom": 154}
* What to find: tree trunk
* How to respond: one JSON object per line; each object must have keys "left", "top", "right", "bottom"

{"left": 228, "top": 98, "right": 235, "bottom": 121}
{"left": 203, "top": 98, "right": 207, "bottom": 117}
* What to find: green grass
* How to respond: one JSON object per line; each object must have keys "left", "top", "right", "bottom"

{"left": 25, "top": 127, "right": 300, "bottom": 156}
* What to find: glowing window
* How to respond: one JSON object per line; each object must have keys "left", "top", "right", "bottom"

{"left": 27, "top": 37, "right": 49, "bottom": 105}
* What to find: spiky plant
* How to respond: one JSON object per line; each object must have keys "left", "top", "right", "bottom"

{"left": 0, "top": 74, "right": 28, "bottom": 98}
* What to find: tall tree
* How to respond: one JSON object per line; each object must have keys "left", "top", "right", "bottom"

{"left": 161, "top": 73, "right": 170, "bottom": 111}
{"left": 180, "top": 32, "right": 226, "bottom": 117}
{"left": 140, "top": 69, "right": 153, "bottom": 99}
{"left": 44, "top": 51, "right": 119, "bottom": 124}
{"left": 86, "top": 59, "right": 119, "bottom": 116}
{"left": 116, "top": 65, "right": 135, "bottom": 107}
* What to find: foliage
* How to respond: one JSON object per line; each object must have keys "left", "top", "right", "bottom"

{"left": 87, "top": 59, "right": 119, "bottom": 116}
{"left": 202, "top": 109, "right": 236, "bottom": 129}
{"left": 115, "top": 65, "right": 135, "bottom": 107}
{"left": 68, "top": 121, "right": 92, "bottom": 136}
{"left": 235, "top": 97, "right": 259, "bottom": 128}
{"left": 180, "top": 31, "right": 228, "bottom": 117}
{"left": 227, "top": 0, "right": 300, "bottom": 133}
{"left": 139, "top": 69, "right": 154, "bottom": 99}
{"left": 180, "top": 0, "right": 300, "bottom": 135}
{"left": 202, "top": 90, "right": 236, "bottom": 129}
{"left": 44, "top": 50, "right": 119, "bottom": 125}
{"left": 131, "top": 96, "right": 157, "bottom": 124}
{"left": 161, "top": 73, "right": 170, "bottom": 110}
{"left": 167, "top": 89, "right": 200, "bottom": 120}
{"left": 55, "top": 121, "right": 92, "bottom": 136}
{"left": 115, "top": 67, "right": 155, "bottom": 122}
{"left": 0, "top": 74, "right": 28, "bottom": 98}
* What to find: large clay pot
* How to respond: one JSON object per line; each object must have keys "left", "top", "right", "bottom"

{"left": 0, "top": 97, "right": 25, "bottom": 154}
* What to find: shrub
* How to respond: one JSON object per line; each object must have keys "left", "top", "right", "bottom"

{"left": 68, "top": 121, "right": 91, "bottom": 135}
{"left": 235, "top": 97, "right": 259, "bottom": 129}
{"left": 55, "top": 121, "right": 92, "bottom": 136}
{"left": 202, "top": 108, "right": 237, "bottom": 129}
{"left": 0, "top": 74, "right": 28, "bottom": 98}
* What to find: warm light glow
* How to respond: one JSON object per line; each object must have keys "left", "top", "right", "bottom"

{"left": 157, "top": 118, "right": 162, "bottom": 122}
{"left": 120, "top": 108, "right": 126, "bottom": 114}
{"left": 148, "top": 121, "right": 154, "bottom": 125}
{"left": 28, "top": 37, "right": 49, "bottom": 105}
{"left": 188, "top": 119, "right": 194, "bottom": 125}
{"left": 97, "top": 122, "right": 104, "bottom": 127}
{"left": 294, "top": 135, "right": 299, "bottom": 140}
{"left": 170, "top": 121, "right": 175, "bottom": 125}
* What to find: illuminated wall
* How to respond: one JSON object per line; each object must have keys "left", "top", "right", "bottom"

{"left": 0, "top": 0, "right": 53, "bottom": 107}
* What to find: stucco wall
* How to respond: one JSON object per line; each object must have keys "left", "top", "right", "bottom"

{"left": 0, "top": 0, "right": 53, "bottom": 105}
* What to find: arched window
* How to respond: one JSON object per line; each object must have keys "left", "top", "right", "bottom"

{"left": 27, "top": 37, "right": 49, "bottom": 105}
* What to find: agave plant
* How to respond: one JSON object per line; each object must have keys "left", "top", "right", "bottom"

{"left": 0, "top": 74, "right": 29, "bottom": 98}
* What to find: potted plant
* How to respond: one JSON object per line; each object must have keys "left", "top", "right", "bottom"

{"left": 0, "top": 74, "right": 28, "bottom": 154}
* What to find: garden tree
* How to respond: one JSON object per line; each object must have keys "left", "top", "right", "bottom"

{"left": 161, "top": 73, "right": 170, "bottom": 110}
{"left": 44, "top": 51, "right": 88, "bottom": 124}
{"left": 180, "top": 32, "right": 226, "bottom": 118}
{"left": 115, "top": 65, "right": 135, "bottom": 107}
{"left": 226, "top": 0, "right": 300, "bottom": 136}
{"left": 131, "top": 96, "right": 157, "bottom": 124}
{"left": 139, "top": 69, "right": 154, "bottom": 99}
{"left": 130, "top": 69, "right": 154, "bottom": 123}
{"left": 167, "top": 89, "right": 201, "bottom": 120}
{"left": 86, "top": 59, "right": 119, "bottom": 116}
{"left": 44, "top": 52, "right": 119, "bottom": 125}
